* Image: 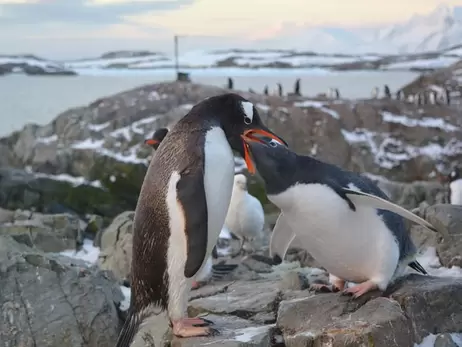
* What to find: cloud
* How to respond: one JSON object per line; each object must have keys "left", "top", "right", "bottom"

{"left": 0, "top": 0, "right": 194, "bottom": 25}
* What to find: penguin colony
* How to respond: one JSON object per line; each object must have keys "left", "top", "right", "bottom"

{"left": 115, "top": 93, "right": 286, "bottom": 346}
{"left": 118, "top": 93, "right": 439, "bottom": 344}
{"left": 245, "top": 139, "right": 436, "bottom": 298}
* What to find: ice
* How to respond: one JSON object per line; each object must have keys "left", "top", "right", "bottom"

{"left": 381, "top": 111, "right": 458, "bottom": 131}
{"left": 233, "top": 325, "right": 275, "bottom": 342}
{"left": 60, "top": 239, "right": 100, "bottom": 265}
{"left": 412, "top": 247, "right": 462, "bottom": 278}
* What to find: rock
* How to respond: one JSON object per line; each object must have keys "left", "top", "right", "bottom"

{"left": 131, "top": 314, "right": 275, "bottom": 347}
{"left": 84, "top": 214, "right": 104, "bottom": 240}
{"left": 99, "top": 210, "right": 134, "bottom": 250}
{"left": 277, "top": 274, "right": 462, "bottom": 347}
{"left": 0, "top": 209, "right": 84, "bottom": 252}
{"left": 434, "top": 334, "right": 459, "bottom": 347}
{"left": 0, "top": 235, "right": 123, "bottom": 347}
{"left": 414, "top": 204, "right": 462, "bottom": 267}
{"left": 98, "top": 232, "right": 132, "bottom": 282}
{"left": 97, "top": 211, "right": 134, "bottom": 281}
{"left": 188, "top": 280, "right": 281, "bottom": 324}
{"left": 388, "top": 275, "right": 462, "bottom": 343}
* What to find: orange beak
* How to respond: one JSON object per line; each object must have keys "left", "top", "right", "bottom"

{"left": 144, "top": 139, "right": 159, "bottom": 146}
{"left": 240, "top": 128, "right": 286, "bottom": 175}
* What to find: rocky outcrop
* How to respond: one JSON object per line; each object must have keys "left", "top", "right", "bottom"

{"left": 0, "top": 82, "right": 460, "bottom": 218}
{"left": 0, "top": 55, "right": 77, "bottom": 76}
{"left": 0, "top": 235, "right": 123, "bottom": 347}
{"left": 0, "top": 207, "right": 84, "bottom": 252}
{"left": 411, "top": 204, "right": 462, "bottom": 267}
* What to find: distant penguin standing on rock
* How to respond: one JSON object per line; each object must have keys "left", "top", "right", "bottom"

{"left": 334, "top": 88, "right": 340, "bottom": 99}
{"left": 227, "top": 77, "right": 234, "bottom": 90}
{"left": 448, "top": 167, "right": 462, "bottom": 205}
{"left": 224, "top": 174, "right": 265, "bottom": 255}
{"left": 277, "top": 83, "right": 283, "bottom": 97}
{"left": 115, "top": 94, "right": 286, "bottom": 345}
{"left": 445, "top": 88, "right": 451, "bottom": 105}
{"left": 264, "top": 85, "right": 269, "bottom": 95}
{"left": 294, "top": 78, "right": 301, "bottom": 96}
{"left": 384, "top": 85, "right": 391, "bottom": 98}
{"left": 246, "top": 140, "right": 437, "bottom": 298}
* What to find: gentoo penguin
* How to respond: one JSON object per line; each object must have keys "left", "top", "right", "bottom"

{"left": 263, "top": 85, "right": 269, "bottom": 95}
{"left": 294, "top": 78, "right": 301, "bottom": 96}
{"left": 227, "top": 77, "right": 234, "bottom": 90}
{"left": 448, "top": 167, "right": 462, "bottom": 205}
{"left": 144, "top": 127, "right": 169, "bottom": 150}
{"left": 384, "top": 85, "right": 391, "bottom": 98}
{"left": 224, "top": 174, "right": 265, "bottom": 256}
{"left": 277, "top": 83, "right": 283, "bottom": 97}
{"left": 246, "top": 140, "right": 437, "bottom": 298}
{"left": 115, "top": 93, "right": 286, "bottom": 345}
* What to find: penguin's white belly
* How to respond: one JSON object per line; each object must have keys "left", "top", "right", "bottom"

{"left": 450, "top": 179, "right": 462, "bottom": 205}
{"left": 270, "top": 183, "right": 400, "bottom": 284}
{"left": 201, "top": 127, "right": 235, "bottom": 266}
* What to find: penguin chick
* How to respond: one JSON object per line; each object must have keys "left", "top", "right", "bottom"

{"left": 224, "top": 174, "right": 265, "bottom": 256}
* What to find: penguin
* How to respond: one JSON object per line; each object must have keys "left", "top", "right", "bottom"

{"left": 371, "top": 87, "right": 379, "bottom": 99}
{"left": 445, "top": 88, "right": 451, "bottom": 105}
{"left": 294, "top": 78, "right": 301, "bottom": 96}
{"left": 245, "top": 140, "right": 437, "bottom": 298}
{"left": 447, "top": 167, "right": 462, "bottom": 205}
{"left": 277, "top": 83, "right": 283, "bottom": 97}
{"left": 115, "top": 93, "right": 286, "bottom": 345}
{"left": 227, "top": 77, "right": 234, "bottom": 90}
{"left": 224, "top": 174, "right": 265, "bottom": 256}
{"left": 334, "top": 88, "right": 340, "bottom": 100}
{"left": 144, "top": 128, "right": 169, "bottom": 150}
{"left": 263, "top": 85, "right": 269, "bottom": 95}
{"left": 384, "top": 85, "right": 391, "bottom": 99}
{"left": 429, "top": 90, "right": 436, "bottom": 105}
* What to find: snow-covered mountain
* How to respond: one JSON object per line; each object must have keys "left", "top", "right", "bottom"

{"left": 256, "top": 4, "right": 462, "bottom": 54}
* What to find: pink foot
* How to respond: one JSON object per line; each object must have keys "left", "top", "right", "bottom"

{"left": 171, "top": 317, "right": 218, "bottom": 338}
{"left": 343, "top": 280, "right": 378, "bottom": 298}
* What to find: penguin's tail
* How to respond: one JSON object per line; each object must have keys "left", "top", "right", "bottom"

{"left": 408, "top": 260, "right": 428, "bottom": 275}
{"left": 115, "top": 311, "right": 142, "bottom": 347}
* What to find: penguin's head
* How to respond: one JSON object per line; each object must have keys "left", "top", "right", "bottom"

{"left": 234, "top": 174, "right": 248, "bottom": 191}
{"left": 144, "top": 128, "right": 169, "bottom": 150}
{"left": 245, "top": 139, "right": 297, "bottom": 192}
{"left": 448, "top": 167, "right": 460, "bottom": 182}
{"left": 198, "top": 93, "right": 287, "bottom": 175}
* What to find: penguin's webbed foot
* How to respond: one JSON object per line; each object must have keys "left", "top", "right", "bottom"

{"left": 172, "top": 318, "right": 219, "bottom": 338}
{"left": 342, "top": 280, "right": 378, "bottom": 298}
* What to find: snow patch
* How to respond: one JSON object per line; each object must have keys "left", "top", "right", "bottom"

{"left": 88, "top": 122, "right": 110, "bottom": 132}
{"left": 294, "top": 100, "right": 340, "bottom": 119}
{"left": 233, "top": 325, "right": 275, "bottom": 342}
{"left": 36, "top": 134, "right": 58, "bottom": 144}
{"left": 34, "top": 172, "right": 102, "bottom": 188}
{"left": 381, "top": 111, "right": 458, "bottom": 131}
{"left": 60, "top": 239, "right": 100, "bottom": 265}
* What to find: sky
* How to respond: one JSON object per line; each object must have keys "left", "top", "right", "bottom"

{"left": 1, "top": 0, "right": 462, "bottom": 59}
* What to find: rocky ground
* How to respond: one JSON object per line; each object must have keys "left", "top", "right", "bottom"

{"left": 0, "top": 81, "right": 461, "bottom": 221}
{"left": 1, "top": 202, "right": 462, "bottom": 347}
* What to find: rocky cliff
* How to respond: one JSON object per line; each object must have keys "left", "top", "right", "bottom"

{"left": 0, "top": 81, "right": 460, "bottom": 219}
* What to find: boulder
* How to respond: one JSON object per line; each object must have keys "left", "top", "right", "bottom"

{"left": 0, "top": 235, "right": 123, "bottom": 347}
{"left": 412, "top": 204, "right": 462, "bottom": 267}
{"left": 0, "top": 209, "right": 84, "bottom": 252}
{"left": 277, "top": 275, "right": 462, "bottom": 347}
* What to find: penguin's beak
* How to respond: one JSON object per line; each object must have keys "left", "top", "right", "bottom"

{"left": 144, "top": 139, "right": 159, "bottom": 146}
{"left": 240, "top": 128, "right": 287, "bottom": 175}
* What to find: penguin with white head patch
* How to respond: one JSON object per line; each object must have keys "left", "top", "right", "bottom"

{"left": 448, "top": 167, "right": 462, "bottom": 205}
{"left": 115, "top": 93, "right": 286, "bottom": 346}
{"left": 245, "top": 139, "right": 437, "bottom": 298}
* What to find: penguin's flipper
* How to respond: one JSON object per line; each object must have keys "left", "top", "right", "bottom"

{"left": 342, "top": 188, "right": 438, "bottom": 233}
{"left": 177, "top": 170, "right": 209, "bottom": 278}
{"left": 269, "top": 213, "right": 297, "bottom": 263}
{"left": 325, "top": 180, "right": 357, "bottom": 211}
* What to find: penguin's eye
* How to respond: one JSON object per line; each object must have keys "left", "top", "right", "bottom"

{"left": 269, "top": 140, "right": 278, "bottom": 148}
{"left": 244, "top": 116, "right": 252, "bottom": 125}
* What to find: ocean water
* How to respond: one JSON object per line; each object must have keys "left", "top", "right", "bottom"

{"left": 0, "top": 69, "right": 418, "bottom": 137}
